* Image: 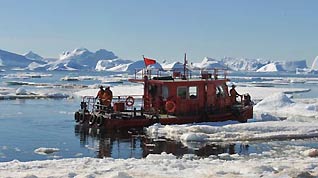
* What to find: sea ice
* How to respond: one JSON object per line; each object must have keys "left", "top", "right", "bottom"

{"left": 34, "top": 147, "right": 60, "bottom": 155}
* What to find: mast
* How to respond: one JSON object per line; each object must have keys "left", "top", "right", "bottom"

{"left": 183, "top": 53, "right": 187, "bottom": 79}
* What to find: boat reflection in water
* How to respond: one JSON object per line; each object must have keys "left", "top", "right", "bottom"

{"left": 74, "top": 125, "right": 249, "bottom": 159}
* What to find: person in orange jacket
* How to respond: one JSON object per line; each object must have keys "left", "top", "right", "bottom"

{"left": 103, "top": 86, "right": 113, "bottom": 107}
{"left": 96, "top": 86, "right": 105, "bottom": 109}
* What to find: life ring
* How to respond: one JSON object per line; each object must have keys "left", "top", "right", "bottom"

{"left": 74, "top": 111, "right": 80, "bottom": 122}
{"left": 79, "top": 112, "right": 86, "bottom": 124}
{"left": 125, "top": 96, "right": 135, "bottom": 107}
{"left": 96, "top": 116, "right": 104, "bottom": 127}
{"left": 89, "top": 114, "right": 96, "bottom": 125}
{"left": 165, "top": 100, "right": 176, "bottom": 113}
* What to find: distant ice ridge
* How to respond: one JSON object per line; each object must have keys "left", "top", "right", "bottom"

{"left": 0, "top": 48, "right": 315, "bottom": 73}
{"left": 221, "top": 57, "right": 268, "bottom": 71}
{"left": 257, "top": 60, "right": 307, "bottom": 72}
{"left": 192, "top": 57, "right": 226, "bottom": 69}
{"left": 95, "top": 58, "right": 132, "bottom": 71}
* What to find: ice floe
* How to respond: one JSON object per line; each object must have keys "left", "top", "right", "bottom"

{"left": 34, "top": 147, "right": 60, "bottom": 155}
{"left": 3, "top": 72, "right": 52, "bottom": 79}
{"left": 0, "top": 87, "right": 70, "bottom": 100}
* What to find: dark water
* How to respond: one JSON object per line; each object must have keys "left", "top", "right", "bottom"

{"left": 0, "top": 96, "right": 250, "bottom": 162}
{"left": 74, "top": 125, "right": 252, "bottom": 159}
{"left": 0, "top": 71, "right": 317, "bottom": 162}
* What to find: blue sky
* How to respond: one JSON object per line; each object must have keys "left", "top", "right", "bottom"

{"left": 0, "top": 0, "right": 318, "bottom": 63}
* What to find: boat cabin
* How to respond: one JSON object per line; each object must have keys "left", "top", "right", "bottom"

{"left": 129, "top": 68, "right": 246, "bottom": 117}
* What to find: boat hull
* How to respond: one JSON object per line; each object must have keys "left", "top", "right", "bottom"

{"left": 75, "top": 105, "right": 253, "bottom": 129}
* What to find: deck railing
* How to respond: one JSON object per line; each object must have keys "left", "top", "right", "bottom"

{"left": 82, "top": 95, "right": 144, "bottom": 113}
{"left": 131, "top": 68, "right": 228, "bottom": 80}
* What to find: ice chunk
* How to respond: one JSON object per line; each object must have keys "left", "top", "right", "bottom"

{"left": 34, "top": 147, "right": 60, "bottom": 155}
{"left": 302, "top": 149, "right": 318, "bottom": 157}
{"left": 15, "top": 87, "right": 27, "bottom": 95}
{"left": 254, "top": 92, "right": 294, "bottom": 109}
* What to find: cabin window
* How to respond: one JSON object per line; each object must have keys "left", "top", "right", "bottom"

{"left": 149, "top": 85, "right": 157, "bottom": 97}
{"left": 162, "top": 85, "right": 169, "bottom": 99}
{"left": 177, "top": 87, "right": 187, "bottom": 99}
{"left": 189, "top": 86, "right": 197, "bottom": 99}
{"left": 216, "top": 85, "right": 225, "bottom": 97}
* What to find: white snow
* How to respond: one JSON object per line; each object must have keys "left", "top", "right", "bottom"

{"left": 0, "top": 151, "right": 317, "bottom": 177}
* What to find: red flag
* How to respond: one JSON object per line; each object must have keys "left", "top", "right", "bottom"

{"left": 143, "top": 57, "right": 156, "bottom": 67}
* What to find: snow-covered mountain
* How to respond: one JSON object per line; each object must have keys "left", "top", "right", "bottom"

{"left": 0, "top": 49, "right": 38, "bottom": 69}
{"left": 0, "top": 48, "right": 313, "bottom": 74}
{"left": 51, "top": 48, "right": 118, "bottom": 71}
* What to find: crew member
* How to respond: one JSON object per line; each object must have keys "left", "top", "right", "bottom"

{"left": 103, "top": 86, "right": 113, "bottom": 107}
{"left": 230, "top": 85, "right": 242, "bottom": 104}
{"left": 96, "top": 86, "right": 105, "bottom": 109}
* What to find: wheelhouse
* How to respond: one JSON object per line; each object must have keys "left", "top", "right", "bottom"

{"left": 129, "top": 68, "right": 239, "bottom": 116}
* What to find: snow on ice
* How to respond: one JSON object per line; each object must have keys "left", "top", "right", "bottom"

{"left": 0, "top": 152, "right": 318, "bottom": 177}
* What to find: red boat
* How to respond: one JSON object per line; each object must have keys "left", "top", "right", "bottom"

{"left": 74, "top": 67, "right": 253, "bottom": 129}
